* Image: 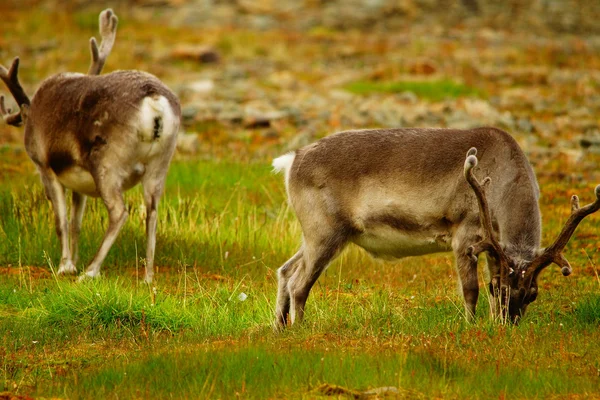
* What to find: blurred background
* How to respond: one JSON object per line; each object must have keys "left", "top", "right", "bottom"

{"left": 1, "top": 0, "right": 599, "bottom": 176}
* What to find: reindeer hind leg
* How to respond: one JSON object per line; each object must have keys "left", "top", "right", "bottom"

{"left": 38, "top": 167, "right": 76, "bottom": 275}
{"left": 80, "top": 170, "right": 127, "bottom": 281}
{"left": 70, "top": 191, "right": 87, "bottom": 268}
{"left": 287, "top": 230, "right": 348, "bottom": 325}
{"left": 274, "top": 249, "right": 303, "bottom": 328}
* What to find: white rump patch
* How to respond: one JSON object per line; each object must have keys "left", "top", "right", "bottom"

{"left": 137, "top": 96, "right": 177, "bottom": 143}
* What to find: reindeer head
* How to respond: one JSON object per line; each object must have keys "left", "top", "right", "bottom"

{"left": 464, "top": 148, "right": 600, "bottom": 323}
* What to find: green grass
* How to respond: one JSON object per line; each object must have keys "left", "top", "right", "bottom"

{"left": 32, "top": 345, "right": 600, "bottom": 399}
{"left": 2, "top": 270, "right": 600, "bottom": 398}
{"left": 2, "top": 154, "right": 600, "bottom": 399}
{"left": 0, "top": 160, "right": 292, "bottom": 275}
{"left": 344, "top": 79, "right": 484, "bottom": 101}
{"left": 1, "top": 8, "right": 600, "bottom": 397}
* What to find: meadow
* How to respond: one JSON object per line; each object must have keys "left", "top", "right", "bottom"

{"left": 1, "top": 4, "right": 600, "bottom": 399}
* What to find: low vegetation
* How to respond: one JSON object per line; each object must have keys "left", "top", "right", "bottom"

{"left": 1, "top": 156, "right": 600, "bottom": 398}
{"left": 1, "top": 5, "right": 600, "bottom": 399}
{"left": 344, "top": 79, "right": 484, "bottom": 101}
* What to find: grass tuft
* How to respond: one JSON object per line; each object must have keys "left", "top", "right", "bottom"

{"left": 344, "top": 79, "right": 484, "bottom": 101}
{"left": 573, "top": 294, "right": 600, "bottom": 325}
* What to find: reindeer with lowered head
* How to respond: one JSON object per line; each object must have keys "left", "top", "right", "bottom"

{"left": 0, "top": 9, "right": 181, "bottom": 283}
{"left": 273, "top": 127, "right": 600, "bottom": 326}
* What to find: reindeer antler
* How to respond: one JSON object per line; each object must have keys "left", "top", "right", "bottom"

{"left": 0, "top": 57, "right": 31, "bottom": 127}
{"left": 525, "top": 185, "right": 600, "bottom": 283}
{"left": 88, "top": 9, "right": 118, "bottom": 75}
{"left": 464, "top": 148, "right": 512, "bottom": 289}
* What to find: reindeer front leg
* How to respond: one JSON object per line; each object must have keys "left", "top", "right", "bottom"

{"left": 38, "top": 167, "right": 76, "bottom": 275}
{"left": 453, "top": 222, "right": 481, "bottom": 322}
{"left": 455, "top": 250, "right": 479, "bottom": 321}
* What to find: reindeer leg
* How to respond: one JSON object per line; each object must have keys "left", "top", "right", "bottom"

{"left": 485, "top": 253, "right": 501, "bottom": 318}
{"left": 455, "top": 250, "right": 479, "bottom": 322}
{"left": 287, "top": 231, "right": 347, "bottom": 325}
{"left": 70, "top": 192, "right": 87, "bottom": 267}
{"left": 80, "top": 176, "right": 127, "bottom": 281}
{"left": 39, "top": 167, "right": 75, "bottom": 275}
{"left": 453, "top": 222, "right": 481, "bottom": 322}
{"left": 274, "top": 249, "right": 303, "bottom": 328}
{"left": 141, "top": 174, "right": 166, "bottom": 284}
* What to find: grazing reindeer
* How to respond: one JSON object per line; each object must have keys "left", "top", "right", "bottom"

{"left": 0, "top": 9, "right": 181, "bottom": 283}
{"left": 273, "top": 127, "right": 600, "bottom": 326}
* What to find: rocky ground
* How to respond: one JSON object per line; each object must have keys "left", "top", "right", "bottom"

{"left": 1, "top": 1, "right": 599, "bottom": 176}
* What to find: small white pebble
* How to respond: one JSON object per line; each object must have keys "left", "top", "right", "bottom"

{"left": 238, "top": 292, "right": 248, "bottom": 302}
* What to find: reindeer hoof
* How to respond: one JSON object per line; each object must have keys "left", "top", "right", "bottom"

{"left": 77, "top": 271, "right": 100, "bottom": 283}
{"left": 57, "top": 260, "right": 77, "bottom": 275}
{"left": 273, "top": 320, "right": 286, "bottom": 332}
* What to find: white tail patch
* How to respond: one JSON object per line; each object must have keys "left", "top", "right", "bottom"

{"left": 272, "top": 152, "right": 296, "bottom": 195}
{"left": 272, "top": 152, "right": 296, "bottom": 174}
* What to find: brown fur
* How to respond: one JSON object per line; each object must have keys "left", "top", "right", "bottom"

{"left": 274, "top": 127, "right": 546, "bottom": 326}
{"left": 0, "top": 9, "right": 182, "bottom": 283}
{"left": 25, "top": 71, "right": 180, "bottom": 177}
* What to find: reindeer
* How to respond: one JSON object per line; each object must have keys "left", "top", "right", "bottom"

{"left": 272, "top": 127, "right": 600, "bottom": 326}
{"left": 0, "top": 9, "right": 181, "bottom": 283}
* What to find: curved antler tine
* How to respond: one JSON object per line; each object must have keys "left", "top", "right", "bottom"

{"left": 463, "top": 149, "right": 499, "bottom": 250}
{"left": 554, "top": 253, "right": 572, "bottom": 276}
{"left": 0, "top": 95, "right": 8, "bottom": 115}
{"left": 89, "top": 37, "right": 99, "bottom": 63}
{"left": 88, "top": 9, "right": 118, "bottom": 75}
{"left": 0, "top": 57, "right": 29, "bottom": 127}
{"left": 467, "top": 242, "right": 494, "bottom": 262}
{"left": 546, "top": 185, "right": 600, "bottom": 254}
{"left": 99, "top": 8, "right": 117, "bottom": 37}
{"left": 8, "top": 57, "right": 20, "bottom": 77}
{"left": 464, "top": 148, "right": 512, "bottom": 288}
{"left": 571, "top": 195, "right": 580, "bottom": 212}
{"left": 528, "top": 185, "right": 600, "bottom": 282}
{"left": 1, "top": 95, "right": 23, "bottom": 126}
{"left": 0, "top": 57, "right": 17, "bottom": 78}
